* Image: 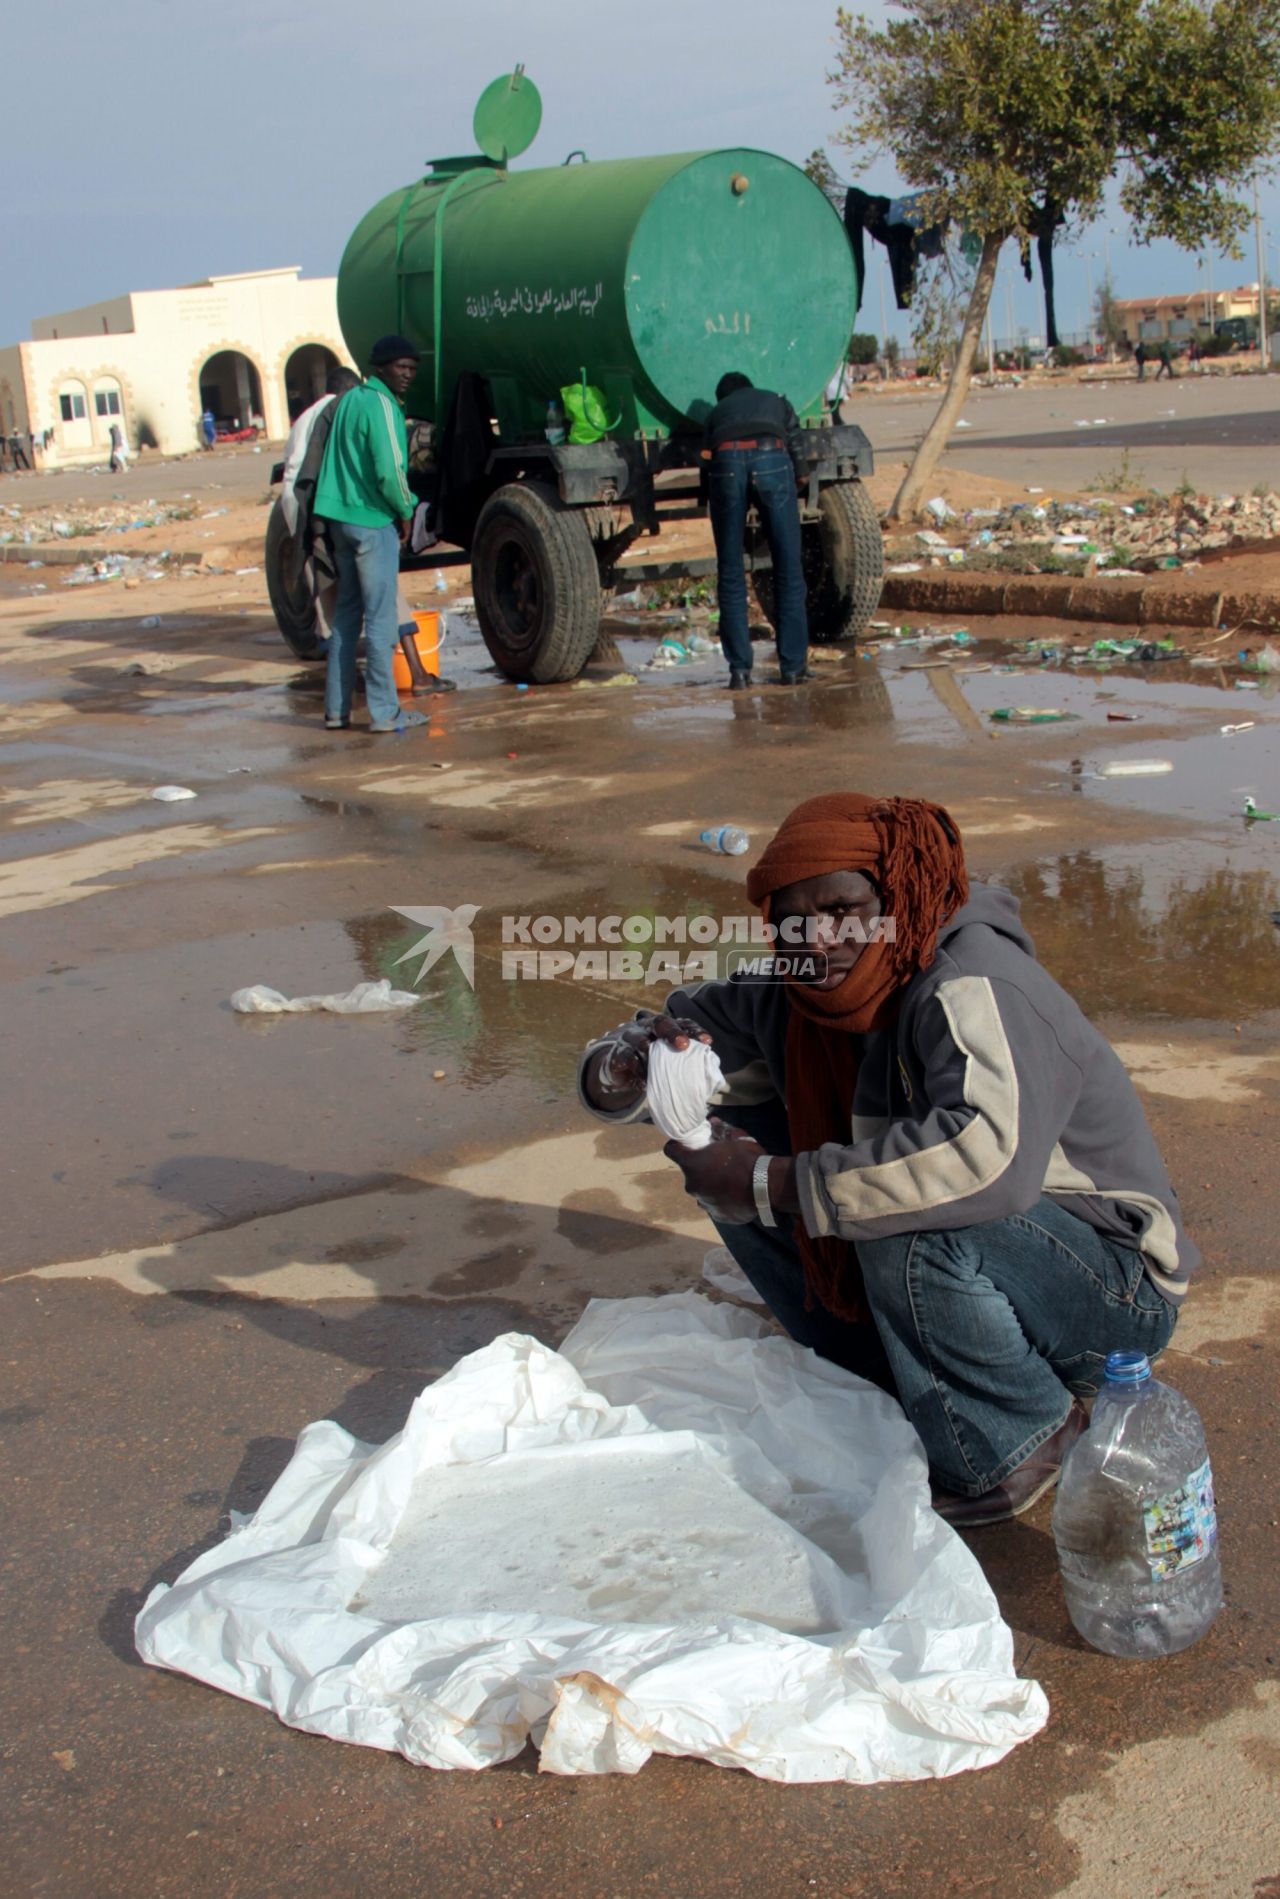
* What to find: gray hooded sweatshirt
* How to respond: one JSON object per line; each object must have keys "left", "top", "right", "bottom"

{"left": 580, "top": 883, "right": 1197, "bottom": 1303}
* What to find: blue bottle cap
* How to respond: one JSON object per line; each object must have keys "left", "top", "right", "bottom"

{"left": 1104, "top": 1350, "right": 1151, "bottom": 1385}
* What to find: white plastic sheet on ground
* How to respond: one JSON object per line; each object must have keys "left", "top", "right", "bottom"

{"left": 135, "top": 1292, "right": 1048, "bottom": 1782}
{"left": 229, "top": 980, "right": 419, "bottom": 1015}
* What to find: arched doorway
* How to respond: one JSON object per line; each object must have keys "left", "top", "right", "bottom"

{"left": 284, "top": 343, "right": 341, "bottom": 420}
{"left": 198, "top": 350, "right": 264, "bottom": 433}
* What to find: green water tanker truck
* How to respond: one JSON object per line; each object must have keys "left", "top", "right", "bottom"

{"left": 266, "top": 70, "right": 883, "bottom": 680}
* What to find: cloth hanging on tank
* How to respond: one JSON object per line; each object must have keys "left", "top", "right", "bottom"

{"left": 842, "top": 189, "right": 950, "bottom": 315}
{"left": 1016, "top": 200, "right": 1067, "bottom": 350}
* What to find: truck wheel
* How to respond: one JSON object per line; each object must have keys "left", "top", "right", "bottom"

{"left": 753, "top": 479, "right": 884, "bottom": 644}
{"left": 472, "top": 483, "right": 601, "bottom": 682}
{"left": 265, "top": 499, "right": 328, "bottom": 661}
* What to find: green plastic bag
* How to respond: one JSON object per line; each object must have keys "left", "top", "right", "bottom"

{"left": 560, "top": 372, "right": 618, "bottom": 445}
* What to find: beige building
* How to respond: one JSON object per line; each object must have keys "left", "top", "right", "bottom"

{"left": 0, "top": 266, "right": 354, "bottom": 469}
{"left": 1112, "top": 284, "right": 1268, "bottom": 347}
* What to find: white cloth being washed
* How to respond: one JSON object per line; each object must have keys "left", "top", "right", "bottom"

{"left": 645, "top": 1038, "right": 724, "bottom": 1148}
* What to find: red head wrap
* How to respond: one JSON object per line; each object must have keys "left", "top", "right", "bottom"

{"left": 745, "top": 792, "right": 968, "bottom": 1318}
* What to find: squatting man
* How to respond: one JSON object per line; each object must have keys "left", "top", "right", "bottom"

{"left": 580, "top": 792, "right": 1195, "bottom": 1526}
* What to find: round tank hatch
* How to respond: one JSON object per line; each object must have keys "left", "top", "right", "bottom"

{"left": 473, "top": 68, "right": 542, "bottom": 163}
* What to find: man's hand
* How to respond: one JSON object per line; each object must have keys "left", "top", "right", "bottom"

{"left": 396, "top": 515, "right": 412, "bottom": 545}
{"left": 664, "top": 1119, "right": 763, "bottom": 1225}
{"left": 585, "top": 1012, "right": 713, "bottom": 1111}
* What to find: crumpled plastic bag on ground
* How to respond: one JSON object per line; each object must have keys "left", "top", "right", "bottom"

{"left": 230, "top": 980, "right": 419, "bottom": 1015}
{"left": 134, "top": 1292, "right": 1048, "bottom": 1782}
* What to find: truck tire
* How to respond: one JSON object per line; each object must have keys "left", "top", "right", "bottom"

{"left": 753, "top": 479, "right": 884, "bottom": 645}
{"left": 472, "top": 482, "right": 601, "bottom": 682}
{"left": 265, "top": 500, "right": 329, "bottom": 661}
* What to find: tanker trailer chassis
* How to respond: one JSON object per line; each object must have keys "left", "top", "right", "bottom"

{"left": 268, "top": 418, "right": 881, "bottom": 681}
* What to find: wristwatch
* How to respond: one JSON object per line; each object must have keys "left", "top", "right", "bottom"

{"left": 752, "top": 1154, "right": 777, "bottom": 1228}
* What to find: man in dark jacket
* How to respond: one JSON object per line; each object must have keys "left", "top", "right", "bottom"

{"left": 579, "top": 793, "right": 1193, "bottom": 1527}
{"left": 703, "top": 373, "right": 809, "bottom": 689}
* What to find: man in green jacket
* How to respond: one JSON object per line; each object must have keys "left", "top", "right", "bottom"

{"left": 314, "top": 334, "right": 425, "bottom": 733}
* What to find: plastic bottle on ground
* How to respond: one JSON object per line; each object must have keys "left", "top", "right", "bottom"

{"left": 545, "top": 399, "right": 567, "bottom": 445}
{"left": 1051, "top": 1350, "right": 1223, "bottom": 1658}
{"left": 700, "top": 826, "right": 750, "bottom": 856}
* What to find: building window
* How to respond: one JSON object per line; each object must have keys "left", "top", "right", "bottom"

{"left": 59, "top": 393, "right": 87, "bottom": 422}
{"left": 94, "top": 389, "right": 121, "bottom": 417}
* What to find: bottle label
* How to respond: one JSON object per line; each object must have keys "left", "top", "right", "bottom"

{"left": 1143, "top": 1458, "right": 1218, "bottom": 1579}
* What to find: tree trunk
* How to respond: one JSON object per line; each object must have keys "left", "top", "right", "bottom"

{"left": 888, "top": 232, "right": 1005, "bottom": 524}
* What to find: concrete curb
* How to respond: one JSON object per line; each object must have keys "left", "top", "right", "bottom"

{"left": 879, "top": 569, "right": 1280, "bottom": 631}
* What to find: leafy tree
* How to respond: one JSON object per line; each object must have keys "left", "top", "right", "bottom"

{"left": 804, "top": 148, "right": 840, "bottom": 195}
{"left": 1095, "top": 275, "right": 1129, "bottom": 358}
{"left": 882, "top": 334, "right": 902, "bottom": 372}
{"left": 910, "top": 250, "right": 975, "bottom": 377}
{"left": 831, "top": 0, "right": 1280, "bottom": 520}
{"left": 847, "top": 331, "right": 880, "bottom": 363}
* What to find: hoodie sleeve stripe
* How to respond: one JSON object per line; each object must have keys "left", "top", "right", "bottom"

{"left": 800, "top": 975, "right": 1020, "bottom": 1233}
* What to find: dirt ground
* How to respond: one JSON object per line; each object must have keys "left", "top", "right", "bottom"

{"left": 2, "top": 446, "right": 1279, "bottom": 1899}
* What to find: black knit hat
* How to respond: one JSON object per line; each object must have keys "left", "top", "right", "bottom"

{"left": 369, "top": 333, "right": 420, "bottom": 366}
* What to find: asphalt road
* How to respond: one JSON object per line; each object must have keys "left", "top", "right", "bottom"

{"left": 855, "top": 365, "right": 1280, "bottom": 495}
{"left": 1, "top": 502, "right": 1279, "bottom": 1895}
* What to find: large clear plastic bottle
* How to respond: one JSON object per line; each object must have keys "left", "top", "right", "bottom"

{"left": 1052, "top": 1350, "right": 1223, "bottom": 1657}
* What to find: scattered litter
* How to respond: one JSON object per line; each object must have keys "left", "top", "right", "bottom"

{"left": 1221, "top": 723, "right": 1255, "bottom": 736}
{"left": 1096, "top": 759, "right": 1174, "bottom": 777}
{"left": 151, "top": 785, "right": 197, "bottom": 802}
{"left": 925, "top": 497, "right": 956, "bottom": 523}
{"left": 1244, "top": 797, "right": 1277, "bottom": 822}
{"left": 702, "top": 1246, "right": 766, "bottom": 1304}
{"left": 1250, "top": 642, "right": 1280, "bottom": 673}
{"left": 140, "top": 616, "right": 162, "bottom": 629}
{"left": 886, "top": 562, "right": 923, "bottom": 574}
{"left": 230, "top": 980, "right": 420, "bottom": 1015}
{"left": 433, "top": 1069, "right": 446, "bottom": 1080}
{"left": 234, "top": 566, "right": 261, "bottom": 576}
{"left": 134, "top": 1291, "right": 1048, "bottom": 1783}
{"left": 1235, "top": 680, "right": 1262, "bottom": 692}
{"left": 568, "top": 672, "right": 638, "bottom": 691}
{"left": 989, "top": 707, "right": 1072, "bottom": 724}
{"left": 1106, "top": 712, "right": 1142, "bottom": 722}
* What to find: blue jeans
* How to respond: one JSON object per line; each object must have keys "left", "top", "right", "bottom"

{"left": 323, "top": 519, "right": 401, "bottom": 726}
{"left": 708, "top": 444, "right": 808, "bottom": 675}
{"left": 714, "top": 1197, "right": 1177, "bottom": 1496}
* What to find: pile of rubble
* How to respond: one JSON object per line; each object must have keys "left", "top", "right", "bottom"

{"left": 889, "top": 491, "right": 1280, "bottom": 577}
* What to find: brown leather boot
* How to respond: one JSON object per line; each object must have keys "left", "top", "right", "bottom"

{"left": 931, "top": 1399, "right": 1088, "bottom": 1528}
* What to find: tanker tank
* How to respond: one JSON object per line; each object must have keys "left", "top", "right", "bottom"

{"left": 337, "top": 148, "right": 856, "bottom": 442}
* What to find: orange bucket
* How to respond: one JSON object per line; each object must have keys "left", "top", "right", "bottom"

{"left": 392, "top": 609, "right": 442, "bottom": 691}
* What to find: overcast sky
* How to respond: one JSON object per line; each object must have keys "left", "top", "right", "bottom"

{"left": 4, "top": 0, "right": 1276, "bottom": 350}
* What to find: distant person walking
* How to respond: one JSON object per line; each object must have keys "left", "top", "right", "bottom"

{"left": 200, "top": 411, "right": 216, "bottom": 451}
{"left": 1134, "top": 341, "right": 1148, "bottom": 382}
{"left": 8, "top": 429, "right": 31, "bottom": 470}
{"left": 1155, "top": 339, "right": 1177, "bottom": 380}
{"left": 108, "top": 421, "right": 129, "bottom": 473}
{"left": 313, "top": 333, "right": 426, "bottom": 734}
{"left": 703, "top": 372, "right": 810, "bottom": 689}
